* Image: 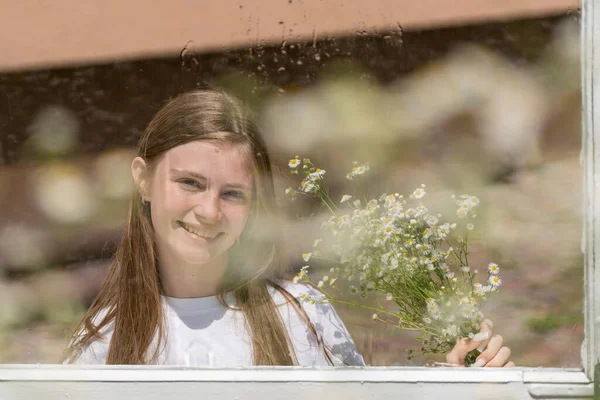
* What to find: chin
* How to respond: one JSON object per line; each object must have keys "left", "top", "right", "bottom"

{"left": 185, "top": 253, "right": 214, "bottom": 266}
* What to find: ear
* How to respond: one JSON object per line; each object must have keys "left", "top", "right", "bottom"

{"left": 131, "top": 156, "right": 151, "bottom": 200}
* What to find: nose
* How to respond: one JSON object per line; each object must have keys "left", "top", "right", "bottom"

{"left": 193, "top": 192, "right": 222, "bottom": 224}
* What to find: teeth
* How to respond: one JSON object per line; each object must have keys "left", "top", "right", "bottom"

{"left": 180, "top": 223, "right": 219, "bottom": 239}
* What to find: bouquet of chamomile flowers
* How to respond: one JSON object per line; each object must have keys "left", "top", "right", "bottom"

{"left": 285, "top": 157, "right": 501, "bottom": 365}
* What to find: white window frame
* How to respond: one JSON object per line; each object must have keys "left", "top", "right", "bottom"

{"left": 0, "top": 2, "right": 594, "bottom": 399}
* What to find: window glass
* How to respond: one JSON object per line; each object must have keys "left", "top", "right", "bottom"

{"left": 0, "top": 2, "right": 581, "bottom": 367}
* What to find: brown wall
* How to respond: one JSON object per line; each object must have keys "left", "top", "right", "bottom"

{"left": 0, "top": 0, "right": 579, "bottom": 72}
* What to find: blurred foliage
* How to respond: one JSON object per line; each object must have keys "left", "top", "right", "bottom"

{"left": 526, "top": 314, "right": 580, "bottom": 334}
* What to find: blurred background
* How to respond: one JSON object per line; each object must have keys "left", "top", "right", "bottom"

{"left": 0, "top": 0, "right": 582, "bottom": 367}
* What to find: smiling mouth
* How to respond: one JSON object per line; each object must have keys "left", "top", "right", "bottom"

{"left": 178, "top": 221, "right": 224, "bottom": 241}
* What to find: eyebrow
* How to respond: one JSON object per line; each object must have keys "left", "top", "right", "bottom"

{"left": 169, "top": 169, "right": 252, "bottom": 191}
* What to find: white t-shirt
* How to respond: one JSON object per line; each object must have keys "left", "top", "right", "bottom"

{"left": 71, "top": 281, "right": 366, "bottom": 367}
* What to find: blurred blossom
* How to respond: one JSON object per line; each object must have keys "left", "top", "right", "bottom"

{"left": 33, "top": 163, "right": 98, "bottom": 224}
{"left": 538, "top": 18, "right": 581, "bottom": 95}
{"left": 475, "top": 63, "right": 546, "bottom": 172}
{"left": 0, "top": 224, "right": 52, "bottom": 270}
{"left": 26, "top": 105, "right": 79, "bottom": 156}
{"left": 318, "top": 80, "right": 388, "bottom": 141}
{"left": 94, "top": 149, "right": 135, "bottom": 199}
{"left": 263, "top": 79, "right": 391, "bottom": 151}
{"left": 552, "top": 18, "right": 580, "bottom": 67}
{"left": 263, "top": 91, "right": 332, "bottom": 152}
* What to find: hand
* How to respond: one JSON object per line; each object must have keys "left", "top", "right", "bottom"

{"left": 445, "top": 319, "right": 515, "bottom": 367}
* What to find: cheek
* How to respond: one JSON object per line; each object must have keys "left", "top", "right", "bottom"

{"left": 224, "top": 205, "right": 251, "bottom": 231}
{"left": 152, "top": 185, "right": 190, "bottom": 220}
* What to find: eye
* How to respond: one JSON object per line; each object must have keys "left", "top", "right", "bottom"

{"left": 179, "top": 179, "right": 203, "bottom": 189}
{"left": 224, "top": 190, "right": 246, "bottom": 201}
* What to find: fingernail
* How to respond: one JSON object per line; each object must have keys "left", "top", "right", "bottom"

{"left": 472, "top": 332, "right": 489, "bottom": 341}
{"left": 477, "top": 341, "right": 488, "bottom": 352}
{"left": 472, "top": 358, "right": 486, "bottom": 367}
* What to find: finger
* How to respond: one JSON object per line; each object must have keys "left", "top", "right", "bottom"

{"left": 446, "top": 339, "right": 468, "bottom": 366}
{"left": 474, "top": 335, "right": 504, "bottom": 367}
{"left": 446, "top": 320, "right": 494, "bottom": 365}
{"left": 504, "top": 361, "right": 516, "bottom": 368}
{"left": 484, "top": 346, "right": 512, "bottom": 367}
{"left": 475, "top": 320, "right": 493, "bottom": 352}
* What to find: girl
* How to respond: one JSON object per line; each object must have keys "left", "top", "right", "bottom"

{"left": 61, "top": 89, "right": 513, "bottom": 367}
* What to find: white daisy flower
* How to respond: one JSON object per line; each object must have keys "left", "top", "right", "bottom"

{"left": 466, "top": 223, "right": 475, "bottom": 231}
{"left": 313, "top": 239, "right": 322, "bottom": 247}
{"left": 446, "top": 325, "right": 458, "bottom": 337}
{"left": 438, "top": 223, "right": 451, "bottom": 238}
{"left": 302, "top": 253, "right": 312, "bottom": 262}
{"left": 288, "top": 158, "right": 301, "bottom": 168}
{"left": 309, "top": 168, "right": 326, "bottom": 180}
{"left": 460, "top": 265, "right": 470, "bottom": 273}
{"left": 426, "top": 300, "right": 439, "bottom": 314}
{"left": 426, "top": 215, "right": 439, "bottom": 226}
{"left": 340, "top": 194, "right": 352, "bottom": 203}
{"left": 488, "top": 262, "right": 500, "bottom": 275}
{"left": 468, "top": 196, "right": 480, "bottom": 207}
{"left": 423, "top": 317, "right": 432, "bottom": 324}
{"left": 300, "top": 180, "right": 319, "bottom": 193}
{"left": 489, "top": 275, "right": 502, "bottom": 288}
{"left": 317, "top": 281, "right": 324, "bottom": 288}
{"left": 422, "top": 228, "right": 432, "bottom": 239}
{"left": 413, "top": 188, "right": 426, "bottom": 199}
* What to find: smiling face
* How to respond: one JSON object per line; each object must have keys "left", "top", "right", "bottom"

{"left": 143, "top": 140, "right": 253, "bottom": 271}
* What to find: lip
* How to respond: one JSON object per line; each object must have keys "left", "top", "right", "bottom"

{"left": 177, "top": 221, "right": 224, "bottom": 242}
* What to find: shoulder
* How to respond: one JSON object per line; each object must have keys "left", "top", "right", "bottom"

{"left": 271, "top": 280, "right": 366, "bottom": 366}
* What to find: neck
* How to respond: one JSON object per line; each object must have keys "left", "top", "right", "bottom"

{"left": 158, "top": 251, "right": 229, "bottom": 298}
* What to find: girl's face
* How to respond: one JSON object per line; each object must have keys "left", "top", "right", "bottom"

{"left": 137, "top": 140, "right": 253, "bottom": 268}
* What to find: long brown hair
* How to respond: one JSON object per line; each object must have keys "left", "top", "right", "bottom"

{"left": 61, "top": 89, "right": 330, "bottom": 365}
